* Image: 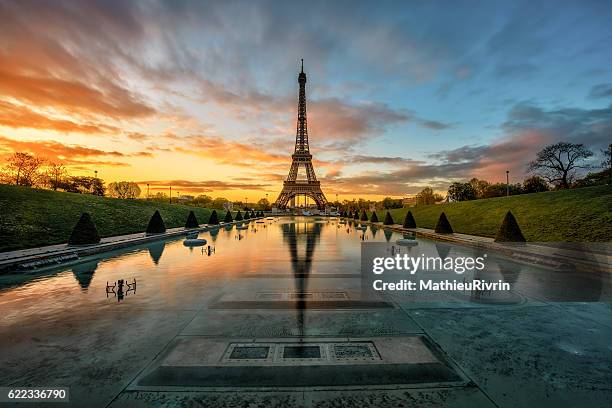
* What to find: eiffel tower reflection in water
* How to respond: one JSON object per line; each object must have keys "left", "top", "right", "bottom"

{"left": 281, "top": 219, "right": 323, "bottom": 337}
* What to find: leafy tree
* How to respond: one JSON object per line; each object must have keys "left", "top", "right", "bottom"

{"left": 185, "top": 211, "right": 199, "bottom": 228}
{"left": 434, "top": 212, "right": 453, "bottom": 234}
{"left": 370, "top": 211, "right": 379, "bottom": 222}
{"left": 192, "top": 194, "right": 213, "bottom": 207}
{"left": 1, "top": 152, "right": 44, "bottom": 186}
{"left": 571, "top": 168, "right": 612, "bottom": 187}
{"left": 528, "top": 142, "right": 593, "bottom": 189}
{"left": 482, "top": 182, "right": 522, "bottom": 198}
{"left": 416, "top": 187, "right": 444, "bottom": 205}
{"left": 257, "top": 198, "right": 271, "bottom": 210}
{"left": 68, "top": 212, "right": 100, "bottom": 245}
{"left": 447, "top": 182, "right": 476, "bottom": 201}
{"left": 403, "top": 210, "right": 417, "bottom": 228}
{"left": 146, "top": 210, "right": 166, "bottom": 234}
{"left": 522, "top": 176, "right": 549, "bottom": 193}
{"left": 469, "top": 178, "right": 490, "bottom": 199}
{"left": 224, "top": 210, "right": 233, "bottom": 223}
{"left": 211, "top": 197, "right": 229, "bottom": 210}
{"left": 208, "top": 210, "right": 219, "bottom": 225}
{"left": 494, "top": 211, "right": 526, "bottom": 242}
{"left": 107, "top": 181, "right": 140, "bottom": 199}
{"left": 383, "top": 211, "right": 394, "bottom": 225}
{"left": 601, "top": 145, "right": 611, "bottom": 169}
{"left": 381, "top": 197, "right": 403, "bottom": 209}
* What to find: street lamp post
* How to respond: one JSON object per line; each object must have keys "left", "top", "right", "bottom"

{"left": 94, "top": 170, "right": 98, "bottom": 179}
{"left": 169, "top": 186, "right": 172, "bottom": 204}
{"left": 147, "top": 184, "right": 149, "bottom": 200}
{"left": 506, "top": 171, "right": 510, "bottom": 197}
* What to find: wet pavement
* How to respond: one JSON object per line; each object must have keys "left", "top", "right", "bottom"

{"left": 0, "top": 217, "right": 610, "bottom": 407}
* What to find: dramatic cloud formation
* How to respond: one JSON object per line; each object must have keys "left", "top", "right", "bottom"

{"left": 0, "top": 136, "right": 150, "bottom": 167}
{"left": 0, "top": 1, "right": 610, "bottom": 199}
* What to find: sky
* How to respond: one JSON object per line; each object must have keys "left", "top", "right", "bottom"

{"left": 0, "top": 0, "right": 611, "bottom": 201}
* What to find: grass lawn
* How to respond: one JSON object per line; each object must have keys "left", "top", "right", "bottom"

{"left": 384, "top": 184, "right": 612, "bottom": 242}
{"left": 0, "top": 185, "right": 227, "bottom": 252}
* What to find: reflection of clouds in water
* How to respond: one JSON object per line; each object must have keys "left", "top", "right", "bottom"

{"left": 71, "top": 259, "right": 99, "bottom": 290}
{"left": 146, "top": 241, "right": 166, "bottom": 265}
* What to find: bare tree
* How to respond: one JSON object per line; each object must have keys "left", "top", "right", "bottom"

{"left": 1, "top": 152, "right": 45, "bottom": 186}
{"left": 107, "top": 181, "right": 141, "bottom": 199}
{"left": 528, "top": 142, "right": 593, "bottom": 189}
{"left": 45, "top": 162, "right": 68, "bottom": 190}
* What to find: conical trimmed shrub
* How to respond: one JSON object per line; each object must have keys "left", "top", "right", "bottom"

{"left": 371, "top": 211, "right": 379, "bottom": 222}
{"left": 383, "top": 211, "right": 394, "bottom": 225}
{"left": 434, "top": 212, "right": 453, "bottom": 234}
{"left": 68, "top": 212, "right": 100, "bottom": 245}
{"left": 251, "top": 210, "right": 257, "bottom": 218}
{"left": 360, "top": 210, "right": 368, "bottom": 221}
{"left": 208, "top": 210, "right": 219, "bottom": 225}
{"left": 495, "top": 211, "right": 526, "bottom": 242}
{"left": 185, "top": 211, "right": 199, "bottom": 228}
{"left": 224, "top": 210, "right": 233, "bottom": 223}
{"left": 353, "top": 210, "right": 359, "bottom": 220}
{"left": 403, "top": 210, "right": 417, "bottom": 228}
{"left": 146, "top": 210, "right": 166, "bottom": 234}
{"left": 235, "top": 210, "right": 243, "bottom": 221}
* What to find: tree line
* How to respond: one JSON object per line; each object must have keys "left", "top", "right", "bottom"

{"left": 2, "top": 141, "right": 610, "bottom": 207}
{"left": 0, "top": 152, "right": 139, "bottom": 198}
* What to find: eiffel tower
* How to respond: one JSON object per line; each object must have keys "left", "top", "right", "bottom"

{"left": 274, "top": 60, "right": 328, "bottom": 210}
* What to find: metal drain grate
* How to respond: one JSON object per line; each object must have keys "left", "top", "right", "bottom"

{"left": 223, "top": 343, "right": 274, "bottom": 362}
{"left": 282, "top": 345, "right": 321, "bottom": 359}
{"left": 134, "top": 336, "right": 467, "bottom": 388}
{"left": 220, "top": 341, "right": 380, "bottom": 364}
{"left": 332, "top": 343, "right": 379, "bottom": 361}
{"left": 229, "top": 346, "right": 271, "bottom": 360}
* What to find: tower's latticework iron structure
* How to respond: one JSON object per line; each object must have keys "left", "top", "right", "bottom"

{"left": 274, "top": 60, "right": 328, "bottom": 210}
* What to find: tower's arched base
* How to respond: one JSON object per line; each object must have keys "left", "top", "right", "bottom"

{"left": 275, "top": 181, "right": 328, "bottom": 210}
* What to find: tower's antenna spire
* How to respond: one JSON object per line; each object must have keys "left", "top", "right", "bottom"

{"left": 301, "top": 58, "right": 304, "bottom": 73}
